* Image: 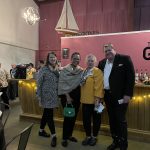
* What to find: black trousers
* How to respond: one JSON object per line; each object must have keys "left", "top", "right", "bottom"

{"left": 104, "top": 90, "right": 128, "bottom": 147}
{"left": 82, "top": 104, "right": 101, "bottom": 137}
{"left": 0, "top": 87, "right": 9, "bottom": 105}
{"left": 40, "top": 108, "right": 56, "bottom": 135}
{"left": 0, "top": 121, "right": 6, "bottom": 150}
{"left": 60, "top": 86, "right": 80, "bottom": 140}
{"left": 8, "top": 80, "right": 18, "bottom": 100}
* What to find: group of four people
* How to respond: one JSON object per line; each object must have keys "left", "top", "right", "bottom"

{"left": 36, "top": 43, "right": 135, "bottom": 150}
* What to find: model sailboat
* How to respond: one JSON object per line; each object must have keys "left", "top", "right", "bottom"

{"left": 55, "top": 0, "right": 79, "bottom": 36}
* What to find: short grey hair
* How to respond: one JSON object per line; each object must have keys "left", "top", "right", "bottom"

{"left": 85, "top": 54, "right": 97, "bottom": 63}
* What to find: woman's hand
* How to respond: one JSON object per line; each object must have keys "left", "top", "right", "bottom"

{"left": 94, "top": 97, "right": 104, "bottom": 105}
{"left": 66, "top": 93, "right": 73, "bottom": 104}
{"left": 94, "top": 97, "right": 100, "bottom": 105}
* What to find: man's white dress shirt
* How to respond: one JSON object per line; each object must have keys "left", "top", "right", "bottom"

{"left": 104, "top": 60, "right": 113, "bottom": 90}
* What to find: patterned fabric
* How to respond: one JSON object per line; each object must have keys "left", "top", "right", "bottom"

{"left": 80, "top": 68, "right": 93, "bottom": 86}
{"left": 0, "top": 68, "right": 9, "bottom": 87}
{"left": 80, "top": 67, "right": 104, "bottom": 104}
{"left": 58, "top": 64, "right": 83, "bottom": 95}
{"left": 36, "top": 66, "right": 59, "bottom": 108}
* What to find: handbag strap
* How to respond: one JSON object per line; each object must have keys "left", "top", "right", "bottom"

{"left": 65, "top": 102, "right": 73, "bottom": 108}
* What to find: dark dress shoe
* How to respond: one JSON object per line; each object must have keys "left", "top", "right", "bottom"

{"left": 39, "top": 130, "right": 50, "bottom": 137}
{"left": 51, "top": 137, "right": 57, "bottom": 147}
{"left": 89, "top": 137, "right": 97, "bottom": 146}
{"left": 68, "top": 136, "right": 78, "bottom": 142}
{"left": 120, "top": 147, "right": 127, "bottom": 150}
{"left": 5, "top": 106, "right": 9, "bottom": 109}
{"left": 107, "top": 142, "right": 119, "bottom": 150}
{"left": 61, "top": 140, "right": 68, "bottom": 147}
{"left": 82, "top": 137, "right": 92, "bottom": 146}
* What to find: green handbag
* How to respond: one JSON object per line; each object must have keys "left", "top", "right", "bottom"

{"left": 63, "top": 103, "right": 75, "bottom": 117}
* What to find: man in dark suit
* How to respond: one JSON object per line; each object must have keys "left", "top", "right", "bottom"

{"left": 98, "top": 44, "right": 135, "bottom": 150}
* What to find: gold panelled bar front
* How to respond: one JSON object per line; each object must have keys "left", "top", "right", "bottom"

{"left": 18, "top": 79, "right": 150, "bottom": 142}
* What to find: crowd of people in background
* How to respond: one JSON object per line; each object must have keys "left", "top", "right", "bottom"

{"left": 0, "top": 61, "right": 40, "bottom": 105}
{"left": 0, "top": 43, "right": 135, "bottom": 150}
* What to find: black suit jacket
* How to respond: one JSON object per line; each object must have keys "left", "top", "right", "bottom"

{"left": 98, "top": 54, "right": 135, "bottom": 100}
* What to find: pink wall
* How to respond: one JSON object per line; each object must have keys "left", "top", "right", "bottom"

{"left": 61, "top": 31, "right": 150, "bottom": 72}
{"left": 38, "top": 0, "right": 133, "bottom": 61}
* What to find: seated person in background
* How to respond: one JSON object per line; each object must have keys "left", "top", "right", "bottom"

{"left": 26, "top": 63, "right": 36, "bottom": 79}
{"left": 0, "top": 63, "right": 10, "bottom": 107}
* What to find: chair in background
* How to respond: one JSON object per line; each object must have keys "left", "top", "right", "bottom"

{"left": 3, "top": 123, "right": 34, "bottom": 150}
{"left": 0, "top": 102, "right": 10, "bottom": 127}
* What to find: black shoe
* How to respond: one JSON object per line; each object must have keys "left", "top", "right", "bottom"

{"left": 68, "top": 136, "right": 78, "bottom": 142}
{"left": 120, "top": 147, "right": 127, "bottom": 150}
{"left": 89, "top": 137, "right": 97, "bottom": 146}
{"left": 107, "top": 142, "right": 119, "bottom": 150}
{"left": 39, "top": 130, "right": 50, "bottom": 137}
{"left": 119, "top": 138, "right": 128, "bottom": 150}
{"left": 5, "top": 106, "right": 9, "bottom": 109}
{"left": 61, "top": 140, "right": 68, "bottom": 147}
{"left": 51, "top": 137, "right": 57, "bottom": 147}
{"left": 82, "top": 137, "right": 92, "bottom": 146}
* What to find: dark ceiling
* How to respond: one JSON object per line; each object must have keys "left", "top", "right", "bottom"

{"left": 33, "top": 0, "right": 64, "bottom": 6}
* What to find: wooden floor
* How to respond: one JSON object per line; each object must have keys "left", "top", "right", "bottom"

{"left": 3, "top": 99, "right": 150, "bottom": 150}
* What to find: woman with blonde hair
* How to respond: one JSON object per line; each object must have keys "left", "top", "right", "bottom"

{"left": 80, "top": 54, "right": 104, "bottom": 146}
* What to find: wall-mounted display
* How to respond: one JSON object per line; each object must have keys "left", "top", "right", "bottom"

{"left": 62, "top": 48, "right": 69, "bottom": 59}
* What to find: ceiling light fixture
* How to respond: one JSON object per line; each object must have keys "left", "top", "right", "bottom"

{"left": 23, "top": 7, "right": 40, "bottom": 25}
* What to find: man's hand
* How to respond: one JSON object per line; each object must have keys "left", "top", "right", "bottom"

{"left": 123, "top": 95, "right": 131, "bottom": 103}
